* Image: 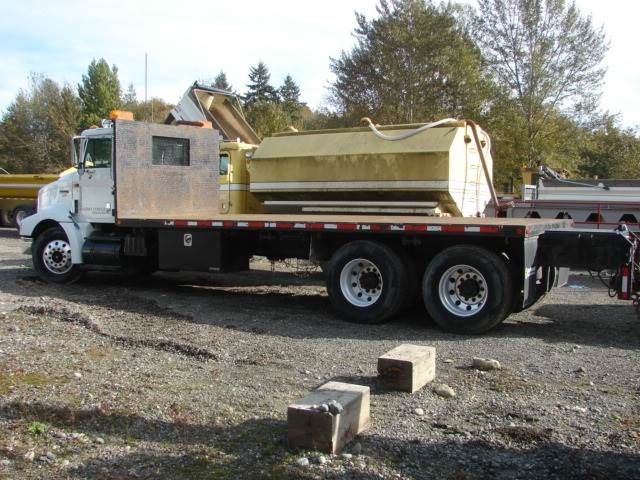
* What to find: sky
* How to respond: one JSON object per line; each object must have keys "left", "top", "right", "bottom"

{"left": 0, "top": 0, "right": 638, "bottom": 128}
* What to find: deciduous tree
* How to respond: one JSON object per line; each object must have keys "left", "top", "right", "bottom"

{"left": 475, "top": 0, "right": 608, "bottom": 170}
{"left": 0, "top": 75, "right": 81, "bottom": 173}
{"left": 329, "top": 0, "right": 491, "bottom": 125}
{"left": 244, "top": 101, "right": 289, "bottom": 139}
{"left": 578, "top": 116, "right": 640, "bottom": 179}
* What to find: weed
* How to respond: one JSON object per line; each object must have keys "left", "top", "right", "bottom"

{"left": 27, "top": 421, "right": 48, "bottom": 436}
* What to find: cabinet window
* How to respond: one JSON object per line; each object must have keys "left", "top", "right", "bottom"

{"left": 84, "top": 138, "right": 112, "bottom": 168}
{"left": 152, "top": 136, "right": 190, "bottom": 166}
{"left": 219, "top": 153, "right": 229, "bottom": 175}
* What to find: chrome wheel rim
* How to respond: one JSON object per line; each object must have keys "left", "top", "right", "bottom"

{"left": 339, "top": 258, "right": 383, "bottom": 307}
{"left": 438, "top": 264, "right": 487, "bottom": 317}
{"left": 42, "top": 239, "right": 72, "bottom": 274}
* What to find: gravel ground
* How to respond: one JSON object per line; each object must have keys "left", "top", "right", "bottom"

{"left": 0, "top": 227, "right": 639, "bottom": 479}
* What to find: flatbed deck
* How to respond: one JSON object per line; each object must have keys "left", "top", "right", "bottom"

{"left": 118, "top": 214, "right": 573, "bottom": 238}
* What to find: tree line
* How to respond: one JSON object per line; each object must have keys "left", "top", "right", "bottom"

{"left": 1, "top": 0, "right": 638, "bottom": 192}
{"left": 203, "top": 64, "right": 308, "bottom": 139}
{"left": 0, "top": 60, "right": 174, "bottom": 174}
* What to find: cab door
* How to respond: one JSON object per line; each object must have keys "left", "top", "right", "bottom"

{"left": 218, "top": 152, "right": 231, "bottom": 213}
{"left": 78, "top": 136, "right": 115, "bottom": 223}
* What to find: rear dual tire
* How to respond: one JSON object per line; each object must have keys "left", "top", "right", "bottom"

{"left": 422, "top": 246, "right": 512, "bottom": 334}
{"left": 326, "top": 241, "right": 408, "bottom": 324}
{"left": 326, "top": 242, "right": 513, "bottom": 333}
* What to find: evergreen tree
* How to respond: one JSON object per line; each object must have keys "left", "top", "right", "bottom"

{"left": 122, "top": 83, "right": 137, "bottom": 107}
{"left": 78, "top": 58, "right": 121, "bottom": 127}
{"left": 244, "top": 62, "right": 279, "bottom": 105}
{"left": 279, "top": 74, "right": 303, "bottom": 121}
{"left": 279, "top": 75, "right": 301, "bottom": 106}
{"left": 278, "top": 74, "right": 304, "bottom": 123}
{"left": 213, "top": 71, "right": 233, "bottom": 92}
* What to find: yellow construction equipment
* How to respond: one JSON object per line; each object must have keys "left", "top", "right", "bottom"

{"left": 248, "top": 121, "right": 494, "bottom": 217}
{"left": 0, "top": 171, "right": 59, "bottom": 227}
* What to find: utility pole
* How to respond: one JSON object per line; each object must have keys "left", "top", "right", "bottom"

{"left": 144, "top": 53, "right": 148, "bottom": 103}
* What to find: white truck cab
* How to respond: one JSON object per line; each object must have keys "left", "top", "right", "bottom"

{"left": 20, "top": 124, "right": 118, "bottom": 276}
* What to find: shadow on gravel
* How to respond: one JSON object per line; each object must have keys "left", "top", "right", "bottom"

{"left": 2, "top": 400, "right": 638, "bottom": 480}
{"left": 3, "top": 269, "right": 442, "bottom": 342}
{"left": 498, "top": 303, "right": 640, "bottom": 349}
{"left": 2, "top": 265, "right": 638, "bottom": 348}
{"left": 358, "top": 434, "right": 640, "bottom": 480}
{"left": 0, "top": 227, "right": 18, "bottom": 239}
{"left": 0, "top": 258, "right": 30, "bottom": 267}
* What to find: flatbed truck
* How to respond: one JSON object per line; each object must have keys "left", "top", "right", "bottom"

{"left": 18, "top": 115, "right": 639, "bottom": 334}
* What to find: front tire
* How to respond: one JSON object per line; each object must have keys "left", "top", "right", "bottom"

{"left": 422, "top": 246, "right": 512, "bottom": 334}
{"left": 326, "top": 241, "right": 407, "bottom": 324}
{"left": 32, "top": 227, "right": 83, "bottom": 284}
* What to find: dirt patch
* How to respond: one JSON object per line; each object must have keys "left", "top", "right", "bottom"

{"left": 495, "top": 426, "right": 553, "bottom": 444}
{"left": 18, "top": 304, "right": 218, "bottom": 361}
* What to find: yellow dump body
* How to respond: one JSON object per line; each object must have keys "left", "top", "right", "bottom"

{"left": 0, "top": 174, "right": 58, "bottom": 200}
{"left": 247, "top": 122, "right": 493, "bottom": 217}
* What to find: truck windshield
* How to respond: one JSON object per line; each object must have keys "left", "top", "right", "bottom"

{"left": 84, "top": 138, "right": 112, "bottom": 168}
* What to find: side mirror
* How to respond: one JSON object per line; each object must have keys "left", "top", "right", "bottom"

{"left": 73, "top": 137, "right": 88, "bottom": 174}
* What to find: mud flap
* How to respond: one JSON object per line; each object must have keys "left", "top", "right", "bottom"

{"left": 522, "top": 236, "right": 560, "bottom": 310}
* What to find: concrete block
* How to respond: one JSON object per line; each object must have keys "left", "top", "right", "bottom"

{"left": 378, "top": 344, "right": 436, "bottom": 393}
{"left": 287, "top": 381, "right": 370, "bottom": 454}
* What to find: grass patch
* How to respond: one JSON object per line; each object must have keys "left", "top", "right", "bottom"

{"left": 0, "top": 371, "right": 52, "bottom": 394}
{"left": 85, "top": 347, "right": 108, "bottom": 360}
{"left": 174, "top": 455, "right": 219, "bottom": 480}
{"left": 123, "top": 436, "right": 139, "bottom": 446}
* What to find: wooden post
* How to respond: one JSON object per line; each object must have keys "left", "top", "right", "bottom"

{"left": 378, "top": 344, "right": 436, "bottom": 393}
{"left": 287, "top": 381, "right": 370, "bottom": 454}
